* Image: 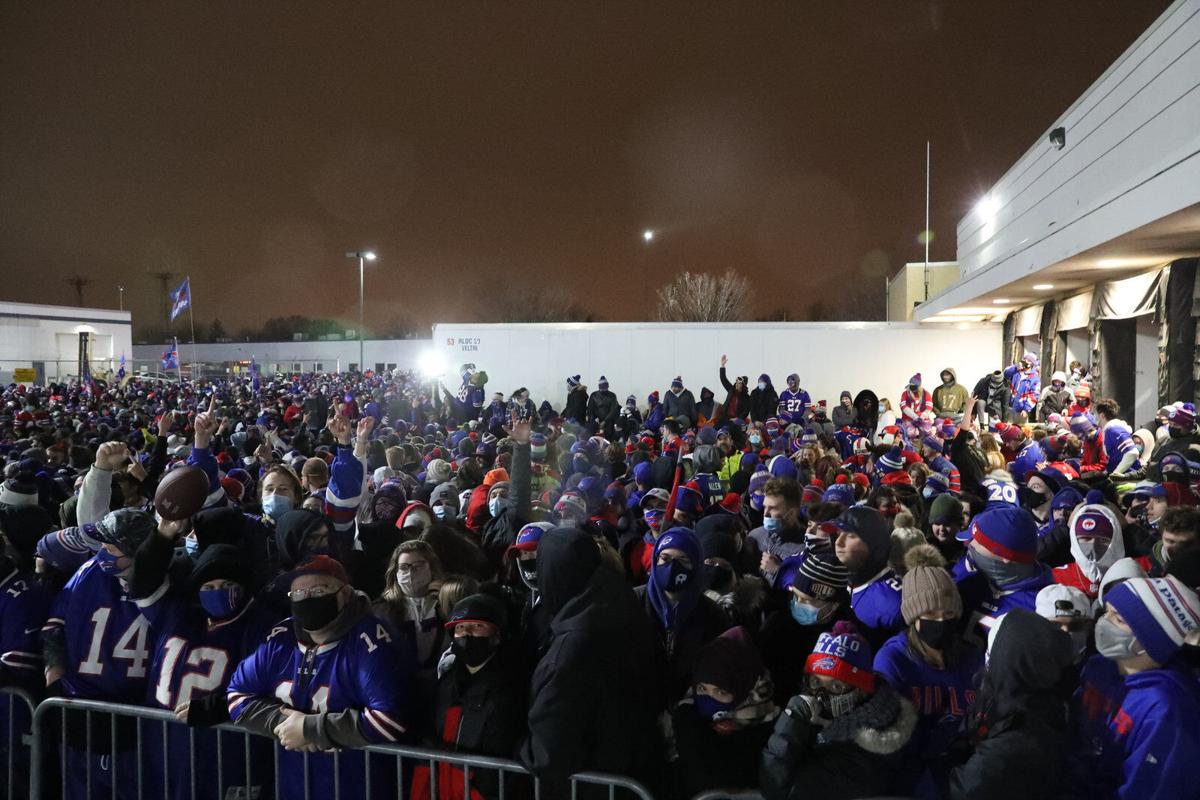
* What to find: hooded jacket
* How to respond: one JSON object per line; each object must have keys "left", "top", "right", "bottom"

{"left": 1052, "top": 504, "right": 1151, "bottom": 599}
{"left": 931, "top": 369, "right": 969, "bottom": 417}
{"left": 750, "top": 376, "right": 780, "bottom": 424}
{"left": 852, "top": 390, "right": 880, "bottom": 438}
{"left": 946, "top": 608, "right": 1074, "bottom": 800}
{"left": 717, "top": 367, "right": 751, "bottom": 423}
{"left": 521, "top": 528, "right": 661, "bottom": 797}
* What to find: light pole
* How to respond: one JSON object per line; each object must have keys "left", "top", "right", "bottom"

{"left": 345, "top": 250, "right": 376, "bottom": 371}
{"left": 117, "top": 285, "right": 125, "bottom": 311}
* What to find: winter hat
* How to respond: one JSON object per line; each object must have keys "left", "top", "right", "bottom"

{"left": 999, "top": 425, "right": 1024, "bottom": 444}
{"left": 632, "top": 461, "right": 654, "bottom": 486}
{"left": 908, "top": 373, "right": 922, "bottom": 387}
{"left": 968, "top": 506, "right": 1038, "bottom": 563}
{"left": 598, "top": 376, "right": 609, "bottom": 390}
{"left": 506, "top": 521, "right": 554, "bottom": 558}
{"left": 877, "top": 445, "right": 905, "bottom": 473}
{"left": 805, "top": 621, "right": 875, "bottom": 693}
{"left": 801, "top": 483, "right": 824, "bottom": 506}
{"left": 822, "top": 481, "right": 855, "bottom": 508}
{"left": 426, "top": 459, "right": 452, "bottom": 485}
{"left": 1099, "top": 557, "right": 1149, "bottom": 604}
{"left": 567, "top": 375, "right": 582, "bottom": 390}
{"left": 673, "top": 483, "right": 704, "bottom": 516}
{"left": 1105, "top": 577, "right": 1200, "bottom": 665}
{"left": 748, "top": 471, "right": 771, "bottom": 502}
{"left": 639, "top": 487, "right": 670, "bottom": 508}
{"left": 91, "top": 508, "right": 158, "bottom": 555}
{"left": 553, "top": 493, "right": 587, "bottom": 523}
{"left": 924, "top": 471, "right": 950, "bottom": 497}
{"left": 189, "top": 543, "right": 254, "bottom": 593}
{"left": 901, "top": 561, "right": 962, "bottom": 625}
{"left": 0, "top": 476, "right": 37, "bottom": 508}
{"left": 800, "top": 428, "right": 819, "bottom": 448}
{"left": 790, "top": 550, "right": 849, "bottom": 601}
{"left": 1168, "top": 403, "right": 1197, "bottom": 432}
{"left": 928, "top": 493, "right": 963, "bottom": 525}
{"left": 768, "top": 455, "right": 799, "bottom": 481}
{"left": 1035, "top": 584, "right": 1090, "bottom": 621}
{"left": 647, "top": 391, "right": 660, "bottom": 405}
{"left": 740, "top": 451, "right": 760, "bottom": 471}
{"left": 36, "top": 526, "right": 97, "bottom": 574}
{"left": 671, "top": 376, "right": 684, "bottom": 390}
{"left": 482, "top": 468, "right": 509, "bottom": 488}
{"left": 220, "top": 475, "right": 245, "bottom": 502}
{"left": 840, "top": 390, "right": 852, "bottom": 402}
{"left": 765, "top": 418, "right": 781, "bottom": 436}
{"left": 697, "top": 426, "right": 719, "bottom": 446}
{"left": 1070, "top": 414, "right": 1095, "bottom": 435}
{"left": 692, "top": 626, "right": 763, "bottom": 705}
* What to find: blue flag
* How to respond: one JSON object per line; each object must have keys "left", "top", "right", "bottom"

{"left": 250, "top": 356, "right": 261, "bottom": 391}
{"left": 169, "top": 277, "right": 191, "bottom": 322}
{"left": 162, "top": 346, "right": 179, "bottom": 371}
{"left": 117, "top": 353, "right": 126, "bottom": 380}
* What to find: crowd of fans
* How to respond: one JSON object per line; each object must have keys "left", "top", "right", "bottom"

{"left": 0, "top": 351, "right": 1198, "bottom": 799}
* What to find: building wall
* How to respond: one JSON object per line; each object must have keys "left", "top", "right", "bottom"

{"left": 130, "top": 339, "right": 431, "bottom": 376}
{"left": 886, "top": 262, "right": 960, "bottom": 321}
{"left": 955, "top": 0, "right": 1200, "bottom": 283}
{"left": 0, "top": 301, "right": 132, "bottom": 383}
{"left": 433, "top": 321, "right": 1002, "bottom": 411}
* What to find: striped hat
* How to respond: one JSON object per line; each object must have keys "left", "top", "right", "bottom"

{"left": 790, "top": 550, "right": 849, "bottom": 601}
{"left": 805, "top": 621, "right": 875, "bottom": 693}
{"left": 1105, "top": 577, "right": 1200, "bottom": 665}
{"left": 1070, "top": 414, "right": 1095, "bottom": 435}
{"left": 877, "top": 445, "right": 905, "bottom": 473}
{"left": 1169, "top": 403, "right": 1197, "bottom": 432}
{"left": 968, "top": 506, "right": 1038, "bottom": 563}
{"left": 567, "top": 374, "right": 582, "bottom": 389}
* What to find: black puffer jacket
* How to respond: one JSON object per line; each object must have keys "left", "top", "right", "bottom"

{"left": 760, "top": 682, "right": 918, "bottom": 800}
{"left": 521, "top": 528, "right": 661, "bottom": 797}
{"left": 750, "top": 382, "right": 780, "bottom": 423}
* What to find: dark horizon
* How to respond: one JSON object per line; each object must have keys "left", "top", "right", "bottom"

{"left": 0, "top": 2, "right": 1171, "bottom": 336}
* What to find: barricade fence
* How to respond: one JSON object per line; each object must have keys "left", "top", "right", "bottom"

{"left": 17, "top": 696, "right": 660, "bottom": 800}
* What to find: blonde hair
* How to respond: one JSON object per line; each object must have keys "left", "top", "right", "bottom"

{"left": 382, "top": 540, "right": 443, "bottom": 603}
{"left": 385, "top": 446, "right": 405, "bottom": 469}
{"left": 437, "top": 574, "right": 480, "bottom": 619}
{"left": 979, "top": 433, "right": 1007, "bottom": 472}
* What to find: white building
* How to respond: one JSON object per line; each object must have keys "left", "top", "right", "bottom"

{"left": 130, "top": 338, "right": 430, "bottom": 378}
{"left": 0, "top": 300, "right": 132, "bottom": 384}
{"left": 916, "top": 0, "right": 1200, "bottom": 425}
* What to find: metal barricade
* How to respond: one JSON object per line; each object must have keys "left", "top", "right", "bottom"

{"left": 30, "top": 697, "right": 659, "bottom": 800}
{"left": 689, "top": 792, "right": 764, "bottom": 800}
{"left": 0, "top": 687, "right": 37, "bottom": 800}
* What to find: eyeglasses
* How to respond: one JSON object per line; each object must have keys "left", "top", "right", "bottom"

{"left": 396, "top": 561, "right": 429, "bottom": 575}
{"left": 288, "top": 584, "right": 341, "bottom": 602}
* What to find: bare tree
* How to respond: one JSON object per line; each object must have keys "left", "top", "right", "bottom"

{"left": 489, "top": 284, "right": 593, "bottom": 323}
{"left": 655, "top": 269, "right": 755, "bottom": 322}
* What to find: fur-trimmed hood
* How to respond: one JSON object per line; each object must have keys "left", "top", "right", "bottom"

{"left": 817, "top": 683, "right": 918, "bottom": 756}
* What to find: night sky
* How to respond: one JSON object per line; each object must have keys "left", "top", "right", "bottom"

{"left": 1, "top": 2, "right": 1170, "bottom": 336}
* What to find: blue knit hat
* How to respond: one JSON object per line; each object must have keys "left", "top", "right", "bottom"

{"left": 673, "top": 483, "right": 704, "bottom": 516}
{"left": 567, "top": 375, "right": 581, "bottom": 389}
{"left": 1070, "top": 414, "right": 1095, "bottom": 435}
{"left": 966, "top": 506, "right": 1038, "bottom": 561}
{"left": 768, "top": 455, "right": 798, "bottom": 481}
{"left": 697, "top": 426, "right": 719, "bottom": 446}
{"left": 671, "top": 376, "right": 683, "bottom": 390}
{"left": 800, "top": 428, "right": 819, "bottom": 448}
{"left": 822, "top": 482, "right": 855, "bottom": 508}
{"left": 1105, "top": 577, "right": 1200, "bottom": 665}
{"left": 877, "top": 445, "right": 905, "bottom": 473}
{"left": 633, "top": 461, "right": 653, "bottom": 485}
{"left": 924, "top": 471, "right": 950, "bottom": 497}
{"left": 922, "top": 434, "right": 944, "bottom": 454}
{"left": 806, "top": 621, "right": 875, "bottom": 693}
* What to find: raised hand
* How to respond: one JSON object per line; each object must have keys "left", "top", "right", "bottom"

{"left": 720, "top": 354, "right": 728, "bottom": 368}
{"left": 95, "top": 441, "right": 130, "bottom": 471}
{"left": 327, "top": 405, "right": 352, "bottom": 445}
{"left": 502, "top": 409, "right": 532, "bottom": 445}
{"left": 356, "top": 416, "right": 376, "bottom": 442}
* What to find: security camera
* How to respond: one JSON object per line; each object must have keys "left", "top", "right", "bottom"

{"left": 1049, "top": 127, "right": 1066, "bottom": 150}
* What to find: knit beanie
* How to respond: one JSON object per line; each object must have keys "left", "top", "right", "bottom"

{"left": 426, "top": 459, "right": 452, "bottom": 485}
{"left": 901, "top": 563, "right": 962, "bottom": 625}
{"left": 924, "top": 471, "right": 950, "bottom": 497}
{"left": 692, "top": 626, "right": 763, "bottom": 705}
{"left": 0, "top": 476, "right": 38, "bottom": 508}
{"left": 877, "top": 445, "right": 905, "bottom": 473}
{"left": 928, "top": 493, "right": 963, "bottom": 525}
{"left": 822, "top": 481, "right": 855, "bottom": 508}
{"left": 1105, "top": 577, "right": 1200, "bottom": 665}
{"left": 968, "top": 506, "right": 1038, "bottom": 563}
{"left": 805, "top": 621, "right": 875, "bottom": 693}
{"left": 598, "top": 376, "right": 609, "bottom": 391}
{"left": 790, "top": 550, "right": 849, "bottom": 601}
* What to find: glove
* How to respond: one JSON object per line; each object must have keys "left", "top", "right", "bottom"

{"left": 785, "top": 694, "right": 831, "bottom": 728}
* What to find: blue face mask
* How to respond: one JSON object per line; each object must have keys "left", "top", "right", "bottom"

{"left": 488, "top": 496, "right": 507, "bottom": 518}
{"left": 262, "top": 494, "right": 293, "bottom": 519}
{"left": 750, "top": 435, "right": 762, "bottom": 446}
{"left": 94, "top": 548, "right": 124, "bottom": 575}
{"left": 654, "top": 559, "right": 695, "bottom": 593}
{"left": 789, "top": 594, "right": 820, "bottom": 626}
{"left": 750, "top": 493, "right": 765, "bottom": 511}
{"left": 693, "top": 692, "right": 734, "bottom": 721}
{"left": 643, "top": 508, "right": 665, "bottom": 530}
{"left": 763, "top": 516, "right": 782, "bottom": 534}
{"left": 199, "top": 585, "right": 243, "bottom": 619}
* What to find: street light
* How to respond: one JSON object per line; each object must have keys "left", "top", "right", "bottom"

{"left": 117, "top": 285, "right": 125, "bottom": 311}
{"left": 345, "top": 250, "right": 376, "bottom": 371}
{"left": 642, "top": 229, "right": 655, "bottom": 243}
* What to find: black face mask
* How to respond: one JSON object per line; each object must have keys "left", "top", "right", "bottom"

{"left": 452, "top": 635, "right": 496, "bottom": 668}
{"left": 518, "top": 561, "right": 538, "bottom": 590}
{"left": 707, "top": 562, "right": 735, "bottom": 593}
{"left": 291, "top": 593, "right": 341, "bottom": 631}
{"left": 916, "top": 618, "right": 958, "bottom": 651}
{"left": 1018, "top": 486, "right": 1048, "bottom": 511}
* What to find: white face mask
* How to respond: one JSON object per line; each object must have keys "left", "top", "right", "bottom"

{"left": 758, "top": 382, "right": 767, "bottom": 391}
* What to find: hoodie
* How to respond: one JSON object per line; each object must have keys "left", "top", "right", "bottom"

{"left": 750, "top": 376, "right": 780, "bottom": 424}
{"left": 931, "top": 369, "right": 969, "bottom": 417}
{"left": 1051, "top": 504, "right": 1150, "bottom": 599}
{"left": 840, "top": 507, "right": 905, "bottom": 645}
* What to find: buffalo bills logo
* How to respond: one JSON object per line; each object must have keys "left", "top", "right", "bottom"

{"left": 811, "top": 656, "right": 838, "bottom": 672}
{"left": 673, "top": 572, "right": 689, "bottom": 588}
{"left": 1080, "top": 518, "right": 1097, "bottom": 532}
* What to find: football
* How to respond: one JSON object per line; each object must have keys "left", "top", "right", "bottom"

{"left": 153, "top": 465, "right": 210, "bottom": 521}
